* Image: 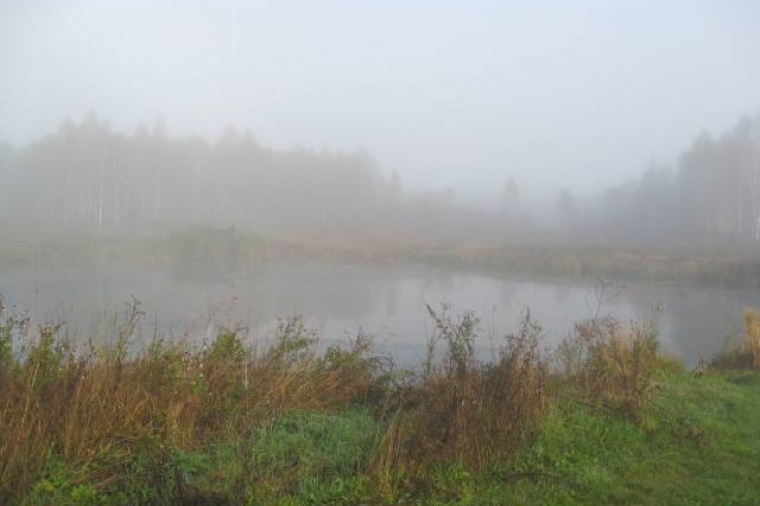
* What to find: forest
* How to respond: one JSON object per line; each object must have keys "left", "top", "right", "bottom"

{"left": 1, "top": 112, "right": 760, "bottom": 250}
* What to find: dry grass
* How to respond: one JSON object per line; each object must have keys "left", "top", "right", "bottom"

{"left": 0, "top": 292, "right": 688, "bottom": 503}
{"left": 374, "top": 306, "right": 549, "bottom": 492}
{"left": 556, "top": 312, "right": 662, "bottom": 422}
{"left": 713, "top": 307, "right": 760, "bottom": 370}
{"left": 742, "top": 307, "right": 760, "bottom": 368}
{"left": 0, "top": 300, "right": 381, "bottom": 503}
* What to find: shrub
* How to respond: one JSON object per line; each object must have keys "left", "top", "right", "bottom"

{"left": 713, "top": 307, "right": 760, "bottom": 369}
{"left": 745, "top": 308, "right": 760, "bottom": 367}
{"left": 379, "top": 305, "right": 549, "bottom": 482}
{"left": 557, "top": 313, "right": 662, "bottom": 422}
{"left": 0, "top": 302, "right": 387, "bottom": 503}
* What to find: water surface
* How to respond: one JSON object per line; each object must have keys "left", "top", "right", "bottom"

{"left": 2, "top": 262, "right": 757, "bottom": 366}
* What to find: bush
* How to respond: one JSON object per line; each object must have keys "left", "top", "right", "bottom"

{"left": 557, "top": 312, "right": 663, "bottom": 422}
{"left": 0, "top": 302, "right": 386, "bottom": 503}
{"left": 713, "top": 307, "right": 760, "bottom": 369}
{"left": 378, "top": 305, "right": 549, "bottom": 482}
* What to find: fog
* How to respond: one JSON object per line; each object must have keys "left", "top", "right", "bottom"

{"left": 5, "top": 6, "right": 760, "bottom": 499}
{"left": 2, "top": 1, "right": 759, "bottom": 202}
{"left": 2, "top": 3, "right": 760, "bottom": 285}
{"left": 1, "top": 110, "right": 760, "bottom": 252}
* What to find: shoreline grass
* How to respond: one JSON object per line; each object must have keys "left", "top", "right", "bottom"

{"left": 1, "top": 296, "right": 758, "bottom": 504}
{"left": 3, "top": 228, "right": 760, "bottom": 287}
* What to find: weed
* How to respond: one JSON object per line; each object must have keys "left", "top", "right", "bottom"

{"left": 425, "top": 302, "right": 478, "bottom": 380}
{"left": 557, "top": 311, "right": 663, "bottom": 422}
{"left": 3, "top": 295, "right": 753, "bottom": 505}
{"left": 713, "top": 307, "right": 760, "bottom": 369}
{"left": 248, "top": 409, "right": 380, "bottom": 502}
{"left": 380, "top": 305, "right": 549, "bottom": 479}
{"left": 0, "top": 303, "right": 385, "bottom": 503}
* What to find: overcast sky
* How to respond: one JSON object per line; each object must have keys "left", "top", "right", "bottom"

{"left": 1, "top": 0, "right": 759, "bottom": 199}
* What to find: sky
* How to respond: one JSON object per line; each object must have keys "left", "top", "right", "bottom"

{"left": 1, "top": 0, "right": 759, "bottom": 200}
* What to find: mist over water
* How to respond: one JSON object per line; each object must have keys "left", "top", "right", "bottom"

{"left": 1, "top": 1, "right": 760, "bottom": 368}
{"left": 2, "top": 262, "right": 755, "bottom": 367}
{"left": 3, "top": 4, "right": 760, "bottom": 505}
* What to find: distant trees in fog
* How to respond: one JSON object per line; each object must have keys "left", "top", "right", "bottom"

{"left": 559, "top": 114, "right": 760, "bottom": 248}
{"left": 1, "top": 111, "right": 759, "bottom": 249}
{"left": 0, "top": 113, "right": 515, "bottom": 238}
{"left": 0, "top": 114, "right": 383, "bottom": 232}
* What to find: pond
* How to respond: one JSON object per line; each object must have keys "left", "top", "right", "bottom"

{"left": 2, "top": 261, "right": 758, "bottom": 367}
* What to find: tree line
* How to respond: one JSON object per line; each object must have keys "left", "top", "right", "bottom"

{"left": 0, "top": 113, "right": 487, "bottom": 236}
{"left": 1, "top": 112, "right": 759, "bottom": 250}
{"left": 596, "top": 114, "right": 760, "bottom": 247}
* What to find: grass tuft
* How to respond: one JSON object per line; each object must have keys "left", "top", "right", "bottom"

{"left": 556, "top": 311, "right": 664, "bottom": 423}
{"left": 376, "top": 305, "right": 549, "bottom": 487}
{"left": 713, "top": 306, "right": 760, "bottom": 370}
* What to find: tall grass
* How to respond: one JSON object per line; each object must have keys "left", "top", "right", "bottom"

{"left": 374, "top": 305, "right": 549, "bottom": 493}
{"left": 0, "top": 293, "right": 692, "bottom": 503}
{"left": 713, "top": 307, "right": 760, "bottom": 369}
{"left": 555, "top": 310, "right": 668, "bottom": 422}
{"left": 0, "top": 300, "right": 381, "bottom": 503}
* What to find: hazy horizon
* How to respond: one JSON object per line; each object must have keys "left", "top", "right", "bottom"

{"left": 2, "top": 1, "right": 759, "bottom": 200}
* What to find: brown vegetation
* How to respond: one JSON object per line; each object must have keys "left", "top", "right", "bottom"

{"left": 0, "top": 292, "right": 694, "bottom": 503}
{"left": 556, "top": 311, "right": 666, "bottom": 422}
{"left": 713, "top": 307, "right": 760, "bottom": 369}
{"left": 375, "top": 306, "right": 549, "bottom": 493}
{"left": 0, "top": 299, "right": 379, "bottom": 503}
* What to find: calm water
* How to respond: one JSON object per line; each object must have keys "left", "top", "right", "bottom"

{"left": 2, "top": 261, "right": 759, "bottom": 367}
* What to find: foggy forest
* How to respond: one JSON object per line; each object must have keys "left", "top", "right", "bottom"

{"left": 2, "top": 112, "right": 760, "bottom": 248}
{"left": 2, "top": 2, "right": 760, "bottom": 505}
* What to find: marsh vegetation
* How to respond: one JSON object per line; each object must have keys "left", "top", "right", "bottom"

{"left": 1, "top": 294, "right": 758, "bottom": 505}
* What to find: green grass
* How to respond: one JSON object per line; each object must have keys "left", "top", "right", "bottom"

{"left": 452, "top": 370, "right": 760, "bottom": 506}
{"left": 178, "top": 369, "right": 758, "bottom": 506}
{"left": 244, "top": 408, "right": 382, "bottom": 504}
{"left": 10, "top": 370, "right": 760, "bottom": 505}
{"left": 2, "top": 296, "right": 760, "bottom": 504}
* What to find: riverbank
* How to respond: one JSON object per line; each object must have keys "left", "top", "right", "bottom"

{"left": 1, "top": 299, "right": 758, "bottom": 505}
{"left": 10, "top": 372, "right": 760, "bottom": 505}
{"left": 3, "top": 228, "right": 760, "bottom": 287}
{"left": 264, "top": 232, "right": 760, "bottom": 287}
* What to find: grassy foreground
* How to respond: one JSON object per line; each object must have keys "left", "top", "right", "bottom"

{"left": 1, "top": 299, "right": 759, "bottom": 505}
{"left": 478, "top": 370, "right": 760, "bottom": 506}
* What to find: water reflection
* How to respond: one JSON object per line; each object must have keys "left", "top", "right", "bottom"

{"left": 2, "top": 262, "right": 759, "bottom": 367}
